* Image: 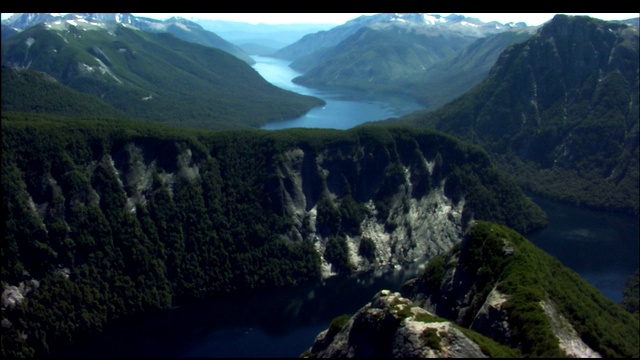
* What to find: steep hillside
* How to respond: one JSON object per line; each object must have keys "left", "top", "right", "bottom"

{"left": 1, "top": 13, "right": 255, "bottom": 65}
{"left": 1, "top": 113, "right": 546, "bottom": 357}
{"left": 282, "top": 14, "right": 535, "bottom": 109}
{"left": 194, "top": 19, "right": 335, "bottom": 54}
{"left": 1, "top": 22, "right": 324, "bottom": 130}
{"left": 274, "top": 13, "right": 522, "bottom": 63}
{"left": 402, "top": 221, "right": 639, "bottom": 357}
{"left": 291, "top": 24, "right": 476, "bottom": 89}
{"left": 388, "top": 15, "right": 639, "bottom": 215}
{"left": 306, "top": 221, "right": 639, "bottom": 358}
{"left": 303, "top": 289, "right": 517, "bottom": 358}
{"left": 2, "top": 66, "right": 128, "bottom": 119}
{"left": 404, "top": 29, "right": 534, "bottom": 109}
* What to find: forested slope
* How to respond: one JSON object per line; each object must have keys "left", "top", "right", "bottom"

{"left": 1, "top": 113, "right": 546, "bottom": 357}
{"left": 1, "top": 23, "right": 324, "bottom": 130}
{"left": 387, "top": 15, "right": 639, "bottom": 215}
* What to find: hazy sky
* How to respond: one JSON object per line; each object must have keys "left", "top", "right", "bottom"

{"left": 2, "top": 13, "right": 638, "bottom": 26}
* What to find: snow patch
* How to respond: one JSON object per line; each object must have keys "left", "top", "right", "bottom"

{"left": 174, "top": 22, "right": 192, "bottom": 32}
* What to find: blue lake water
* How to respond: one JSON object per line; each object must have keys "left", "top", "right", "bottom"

{"left": 254, "top": 55, "right": 424, "bottom": 130}
{"left": 525, "top": 194, "right": 638, "bottom": 303}
{"left": 49, "top": 55, "right": 638, "bottom": 358}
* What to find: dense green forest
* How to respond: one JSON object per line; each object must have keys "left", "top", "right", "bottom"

{"left": 1, "top": 66, "right": 129, "bottom": 119}
{"left": 386, "top": 15, "right": 639, "bottom": 216}
{"left": 403, "top": 221, "right": 639, "bottom": 358}
{"left": 1, "top": 112, "right": 547, "bottom": 357}
{"left": 2, "top": 14, "right": 637, "bottom": 358}
{"left": 1, "top": 23, "right": 324, "bottom": 130}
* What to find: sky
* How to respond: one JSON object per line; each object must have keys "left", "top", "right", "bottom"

{"left": 1, "top": 13, "right": 638, "bottom": 26}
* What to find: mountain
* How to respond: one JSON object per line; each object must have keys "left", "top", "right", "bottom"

{"left": 291, "top": 25, "right": 535, "bottom": 108}
{"left": 273, "top": 13, "right": 524, "bottom": 63}
{"left": 1, "top": 24, "right": 21, "bottom": 39}
{"left": 2, "top": 66, "right": 128, "bottom": 119}
{"left": 305, "top": 221, "right": 639, "bottom": 357}
{"left": 194, "top": 19, "right": 335, "bottom": 55}
{"left": 1, "top": 13, "right": 255, "bottom": 65}
{"left": 269, "top": 13, "right": 536, "bottom": 109}
{"left": 402, "top": 28, "right": 535, "bottom": 109}
{"left": 1, "top": 21, "right": 324, "bottom": 130}
{"left": 384, "top": 15, "right": 640, "bottom": 216}
{"left": 1, "top": 112, "right": 547, "bottom": 357}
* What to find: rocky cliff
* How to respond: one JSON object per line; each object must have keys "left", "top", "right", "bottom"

{"left": 303, "top": 290, "right": 495, "bottom": 358}
{"left": 393, "top": 15, "right": 639, "bottom": 215}
{"left": 305, "top": 221, "right": 639, "bottom": 358}
{"left": 1, "top": 115, "right": 547, "bottom": 357}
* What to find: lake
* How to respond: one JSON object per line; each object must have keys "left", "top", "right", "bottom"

{"left": 254, "top": 55, "right": 424, "bottom": 130}
{"left": 525, "top": 194, "right": 638, "bottom": 303}
{"left": 50, "top": 56, "right": 638, "bottom": 358}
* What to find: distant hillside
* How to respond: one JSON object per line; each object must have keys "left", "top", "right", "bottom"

{"left": 385, "top": 15, "right": 640, "bottom": 215}
{"left": 292, "top": 25, "right": 535, "bottom": 110}
{"left": 1, "top": 22, "right": 324, "bottom": 130}
{"left": 403, "top": 29, "right": 534, "bottom": 109}
{"left": 269, "top": 13, "right": 536, "bottom": 109}
{"left": 2, "top": 66, "right": 127, "bottom": 119}
{"left": 273, "top": 13, "right": 523, "bottom": 63}
{"left": 1, "top": 24, "right": 20, "bottom": 39}
{"left": 194, "top": 19, "right": 334, "bottom": 54}
{"left": 1, "top": 13, "right": 256, "bottom": 65}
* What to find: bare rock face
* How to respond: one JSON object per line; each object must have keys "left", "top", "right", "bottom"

{"left": 306, "top": 290, "right": 487, "bottom": 358}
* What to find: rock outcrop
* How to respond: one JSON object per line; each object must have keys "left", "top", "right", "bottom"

{"left": 304, "top": 290, "right": 488, "bottom": 358}
{"left": 304, "top": 221, "right": 637, "bottom": 358}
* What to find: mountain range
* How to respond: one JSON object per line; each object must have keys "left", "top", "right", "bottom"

{"left": 1, "top": 14, "right": 324, "bottom": 130}
{"left": 1, "top": 12, "right": 638, "bottom": 358}
{"left": 1, "top": 13, "right": 255, "bottom": 64}
{"left": 1, "top": 114, "right": 548, "bottom": 357}
{"left": 269, "top": 13, "right": 537, "bottom": 109}
{"left": 384, "top": 14, "right": 639, "bottom": 216}
{"left": 304, "top": 221, "right": 639, "bottom": 357}
{"left": 193, "top": 19, "right": 335, "bottom": 55}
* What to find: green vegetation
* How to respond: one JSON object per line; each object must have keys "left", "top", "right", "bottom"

{"left": 1, "top": 24, "right": 324, "bottom": 130}
{"left": 294, "top": 26, "right": 533, "bottom": 110}
{"left": 1, "top": 66, "right": 129, "bottom": 119}
{"left": 456, "top": 327, "right": 522, "bottom": 358}
{"left": 1, "top": 113, "right": 547, "bottom": 357}
{"left": 324, "top": 236, "right": 354, "bottom": 275}
{"left": 621, "top": 268, "right": 639, "bottom": 315}
{"left": 406, "top": 221, "right": 640, "bottom": 358}
{"left": 420, "top": 328, "right": 442, "bottom": 350}
{"left": 358, "top": 237, "right": 376, "bottom": 262}
{"left": 387, "top": 16, "right": 639, "bottom": 216}
{"left": 328, "top": 313, "right": 352, "bottom": 337}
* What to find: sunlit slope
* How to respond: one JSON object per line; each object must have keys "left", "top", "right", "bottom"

{"left": 387, "top": 15, "right": 639, "bottom": 215}
{"left": 1, "top": 22, "right": 324, "bottom": 129}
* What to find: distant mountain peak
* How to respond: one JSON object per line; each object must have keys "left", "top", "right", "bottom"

{"left": 1, "top": 13, "right": 255, "bottom": 65}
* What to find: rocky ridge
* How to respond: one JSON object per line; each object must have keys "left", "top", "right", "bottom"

{"left": 304, "top": 290, "right": 489, "bottom": 358}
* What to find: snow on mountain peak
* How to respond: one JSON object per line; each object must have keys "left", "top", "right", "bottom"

{"left": 422, "top": 14, "right": 447, "bottom": 25}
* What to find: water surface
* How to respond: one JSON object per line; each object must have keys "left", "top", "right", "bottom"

{"left": 254, "top": 55, "right": 424, "bottom": 130}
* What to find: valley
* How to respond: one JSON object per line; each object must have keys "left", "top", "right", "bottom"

{"left": 1, "top": 12, "right": 638, "bottom": 358}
